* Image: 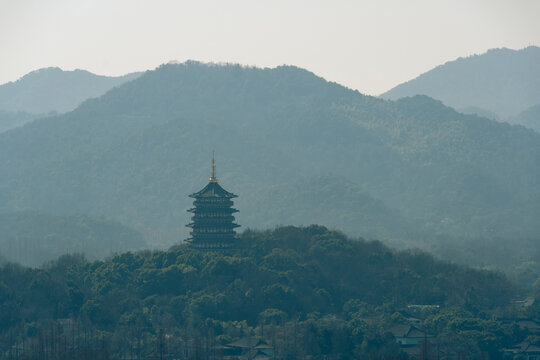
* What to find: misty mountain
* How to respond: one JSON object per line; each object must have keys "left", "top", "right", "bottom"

{"left": 244, "top": 174, "right": 422, "bottom": 247}
{"left": 381, "top": 46, "right": 540, "bottom": 120}
{"left": 457, "top": 106, "right": 500, "bottom": 121}
{"left": 0, "top": 110, "right": 50, "bottom": 134}
{"left": 513, "top": 103, "right": 540, "bottom": 133}
{"left": 0, "top": 62, "right": 538, "bottom": 249}
{"left": 0, "top": 212, "right": 147, "bottom": 267}
{"left": 0, "top": 67, "right": 142, "bottom": 114}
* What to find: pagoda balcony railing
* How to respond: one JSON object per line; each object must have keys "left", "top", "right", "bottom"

{"left": 190, "top": 227, "right": 238, "bottom": 233}
{"left": 190, "top": 233, "right": 237, "bottom": 239}
{"left": 189, "top": 222, "right": 239, "bottom": 228}
{"left": 191, "top": 214, "right": 236, "bottom": 221}
{"left": 192, "top": 199, "right": 234, "bottom": 206}
{"left": 189, "top": 204, "right": 237, "bottom": 210}
{"left": 188, "top": 225, "right": 240, "bottom": 231}
{"left": 189, "top": 233, "right": 237, "bottom": 240}
{"left": 190, "top": 206, "right": 237, "bottom": 213}
{"left": 188, "top": 207, "right": 238, "bottom": 214}
{"left": 186, "top": 240, "right": 237, "bottom": 248}
{"left": 190, "top": 235, "right": 237, "bottom": 240}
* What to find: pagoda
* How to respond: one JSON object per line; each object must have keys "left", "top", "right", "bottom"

{"left": 186, "top": 152, "right": 240, "bottom": 249}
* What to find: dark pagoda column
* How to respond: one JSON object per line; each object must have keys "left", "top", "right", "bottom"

{"left": 186, "top": 152, "right": 240, "bottom": 249}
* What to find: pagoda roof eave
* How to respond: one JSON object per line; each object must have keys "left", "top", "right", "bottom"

{"left": 189, "top": 181, "right": 238, "bottom": 198}
{"left": 187, "top": 223, "right": 241, "bottom": 229}
{"left": 188, "top": 208, "right": 239, "bottom": 213}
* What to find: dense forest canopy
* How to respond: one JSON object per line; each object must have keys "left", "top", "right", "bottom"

{"left": 0, "top": 60, "right": 539, "bottom": 295}
{"left": 0, "top": 226, "right": 532, "bottom": 359}
{"left": 0, "top": 111, "right": 47, "bottom": 134}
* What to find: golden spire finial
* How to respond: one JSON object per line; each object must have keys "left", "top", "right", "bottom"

{"left": 210, "top": 149, "right": 218, "bottom": 182}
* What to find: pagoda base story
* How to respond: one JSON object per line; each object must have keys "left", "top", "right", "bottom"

{"left": 186, "top": 239, "right": 238, "bottom": 249}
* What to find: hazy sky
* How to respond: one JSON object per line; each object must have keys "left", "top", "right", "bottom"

{"left": 1, "top": 0, "right": 538, "bottom": 95}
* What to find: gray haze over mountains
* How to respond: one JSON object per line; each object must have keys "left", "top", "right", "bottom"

{"left": 0, "top": 62, "right": 538, "bottom": 239}
{"left": 0, "top": 212, "right": 146, "bottom": 267}
{"left": 381, "top": 46, "right": 540, "bottom": 132}
{"left": 0, "top": 67, "right": 141, "bottom": 133}
{"left": 514, "top": 103, "right": 540, "bottom": 133}
{"left": 0, "top": 57, "right": 539, "bottom": 284}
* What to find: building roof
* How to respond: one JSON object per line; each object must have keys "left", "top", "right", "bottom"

{"left": 227, "top": 337, "right": 270, "bottom": 349}
{"left": 239, "top": 349, "right": 272, "bottom": 360}
{"left": 517, "top": 320, "right": 540, "bottom": 332}
{"left": 389, "top": 324, "right": 434, "bottom": 339}
{"left": 503, "top": 342, "right": 540, "bottom": 354}
{"left": 189, "top": 181, "right": 237, "bottom": 199}
{"left": 499, "top": 318, "right": 540, "bottom": 333}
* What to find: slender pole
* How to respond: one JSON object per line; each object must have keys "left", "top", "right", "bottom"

{"left": 210, "top": 150, "right": 218, "bottom": 182}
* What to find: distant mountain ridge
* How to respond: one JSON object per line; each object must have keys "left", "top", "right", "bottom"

{"left": 0, "top": 61, "right": 538, "bottom": 249}
{"left": 0, "top": 110, "right": 51, "bottom": 134}
{"left": 0, "top": 67, "right": 142, "bottom": 114}
{"left": 0, "top": 212, "right": 147, "bottom": 267}
{"left": 513, "top": 103, "right": 540, "bottom": 133}
{"left": 381, "top": 46, "right": 540, "bottom": 121}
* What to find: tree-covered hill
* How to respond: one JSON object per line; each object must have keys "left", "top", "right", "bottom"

{"left": 0, "top": 67, "right": 141, "bottom": 114}
{"left": 0, "top": 61, "right": 538, "bottom": 247}
{"left": 0, "top": 226, "right": 526, "bottom": 359}
{"left": 513, "top": 103, "right": 540, "bottom": 133}
{"left": 427, "top": 234, "right": 540, "bottom": 291}
{"left": 0, "top": 111, "right": 50, "bottom": 134}
{"left": 381, "top": 46, "right": 540, "bottom": 120}
{"left": 0, "top": 212, "right": 147, "bottom": 267}
{"left": 243, "top": 174, "right": 422, "bottom": 246}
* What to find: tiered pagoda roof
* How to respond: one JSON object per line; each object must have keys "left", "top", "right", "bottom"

{"left": 186, "top": 152, "right": 240, "bottom": 249}
{"left": 189, "top": 181, "right": 238, "bottom": 199}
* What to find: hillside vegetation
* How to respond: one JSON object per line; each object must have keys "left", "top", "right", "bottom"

{"left": 0, "top": 61, "right": 538, "bottom": 274}
{"left": 0, "top": 226, "right": 527, "bottom": 359}
{"left": 381, "top": 46, "right": 540, "bottom": 120}
{"left": 0, "top": 111, "right": 49, "bottom": 134}
{"left": 0, "top": 212, "right": 147, "bottom": 267}
{"left": 513, "top": 103, "right": 540, "bottom": 133}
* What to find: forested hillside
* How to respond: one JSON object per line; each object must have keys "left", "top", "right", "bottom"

{"left": 247, "top": 174, "right": 422, "bottom": 244}
{"left": 0, "top": 226, "right": 528, "bottom": 359}
{"left": 381, "top": 46, "right": 540, "bottom": 120}
{"left": 513, "top": 103, "right": 540, "bottom": 133}
{"left": 0, "top": 212, "right": 147, "bottom": 267}
{"left": 0, "top": 61, "right": 538, "bottom": 249}
{"left": 0, "top": 111, "right": 49, "bottom": 134}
